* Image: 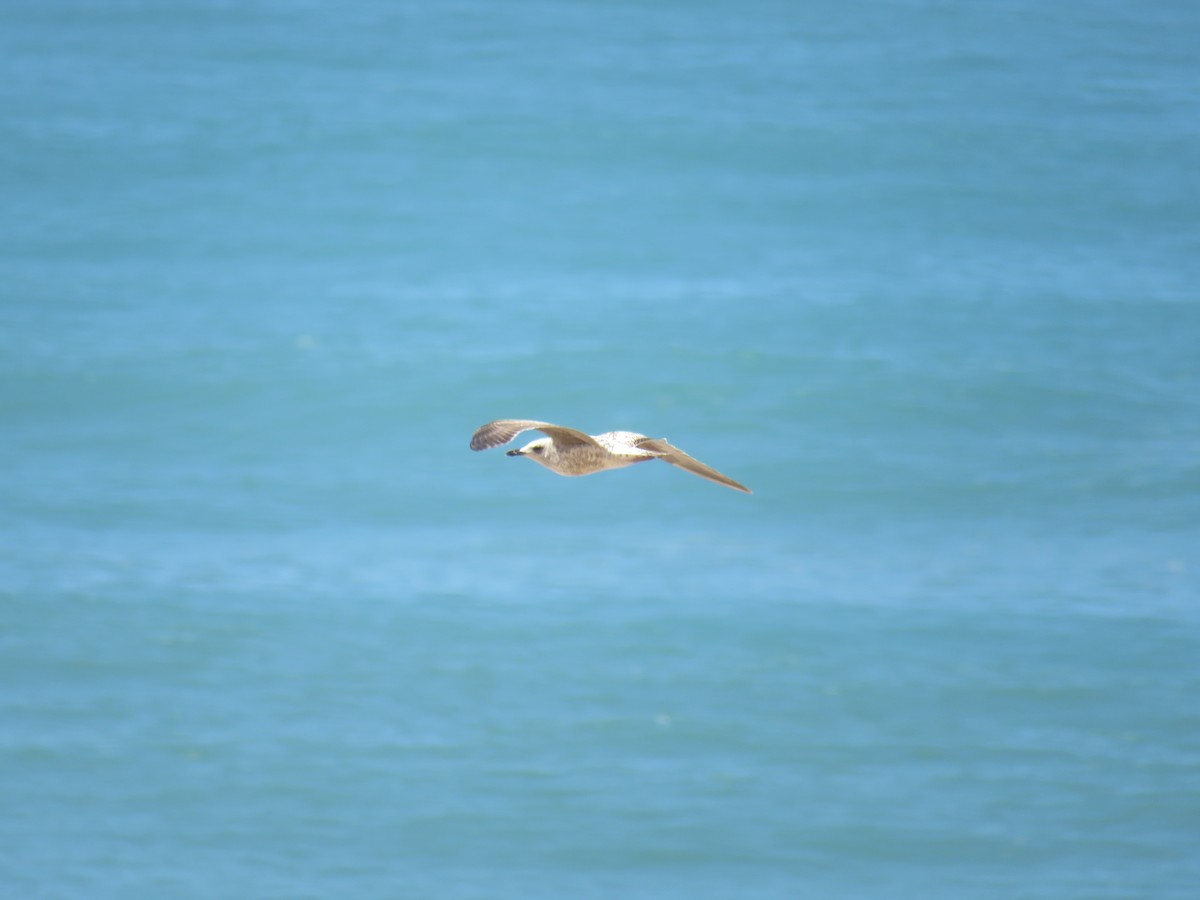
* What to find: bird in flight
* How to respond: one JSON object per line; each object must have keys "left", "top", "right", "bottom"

{"left": 470, "top": 419, "right": 751, "bottom": 493}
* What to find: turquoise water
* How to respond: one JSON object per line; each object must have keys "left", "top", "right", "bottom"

{"left": 3, "top": 1, "right": 1199, "bottom": 897}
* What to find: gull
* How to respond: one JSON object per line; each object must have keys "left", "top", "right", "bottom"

{"left": 470, "top": 419, "right": 751, "bottom": 493}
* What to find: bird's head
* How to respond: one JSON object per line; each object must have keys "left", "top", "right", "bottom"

{"left": 507, "top": 437, "right": 555, "bottom": 467}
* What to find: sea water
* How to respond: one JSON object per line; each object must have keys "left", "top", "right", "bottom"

{"left": 2, "top": 1, "right": 1198, "bottom": 897}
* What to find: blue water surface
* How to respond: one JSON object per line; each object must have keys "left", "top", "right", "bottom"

{"left": 2, "top": 1, "right": 1199, "bottom": 897}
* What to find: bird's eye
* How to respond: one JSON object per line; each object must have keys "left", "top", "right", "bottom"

{"left": 532, "top": 446, "right": 543, "bottom": 454}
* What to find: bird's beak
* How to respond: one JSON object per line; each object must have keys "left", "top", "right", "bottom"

{"left": 506, "top": 449, "right": 523, "bottom": 457}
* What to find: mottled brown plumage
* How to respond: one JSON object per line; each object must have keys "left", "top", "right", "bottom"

{"left": 470, "top": 419, "right": 751, "bottom": 493}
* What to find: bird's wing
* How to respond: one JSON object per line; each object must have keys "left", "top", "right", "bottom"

{"left": 634, "top": 438, "right": 752, "bottom": 493}
{"left": 470, "top": 419, "right": 600, "bottom": 452}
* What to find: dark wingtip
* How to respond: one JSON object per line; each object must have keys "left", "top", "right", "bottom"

{"left": 469, "top": 424, "right": 494, "bottom": 451}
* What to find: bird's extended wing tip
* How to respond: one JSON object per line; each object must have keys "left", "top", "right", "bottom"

{"left": 470, "top": 419, "right": 547, "bottom": 452}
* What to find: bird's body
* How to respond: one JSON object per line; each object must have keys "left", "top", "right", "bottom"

{"left": 470, "top": 419, "right": 751, "bottom": 493}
